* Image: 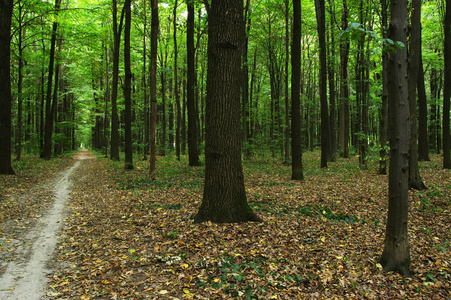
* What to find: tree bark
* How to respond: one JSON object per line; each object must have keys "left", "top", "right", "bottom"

{"left": 186, "top": 0, "right": 200, "bottom": 166}
{"left": 339, "top": 0, "right": 349, "bottom": 158}
{"left": 380, "top": 0, "right": 411, "bottom": 277}
{"left": 110, "top": 0, "right": 124, "bottom": 161}
{"left": 123, "top": 0, "right": 133, "bottom": 169}
{"left": 174, "top": 0, "right": 181, "bottom": 160}
{"left": 149, "top": 0, "right": 159, "bottom": 179}
{"left": 444, "top": 0, "right": 451, "bottom": 169}
{"left": 417, "top": 51, "right": 430, "bottom": 161}
{"left": 0, "top": 0, "right": 14, "bottom": 174}
{"left": 315, "top": 0, "right": 329, "bottom": 168}
{"left": 194, "top": 0, "right": 262, "bottom": 223}
{"left": 291, "top": 0, "right": 303, "bottom": 180}
{"left": 42, "top": 0, "right": 61, "bottom": 160}
{"left": 378, "top": 0, "right": 389, "bottom": 174}
{"left": 407, "top": 0, "right": 426, "bottom": 189}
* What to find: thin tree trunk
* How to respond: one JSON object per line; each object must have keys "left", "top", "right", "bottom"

{"left": 418, "top": 51, "right": 430, "bottom": 161}
{"left": 339, "top": 0, "right": 349, "bottom": 158}
{"left": 123, "top": 0, "right": 133, "bottom": 169}
{"left": 315, "top": 0, "right": 329, "bottom": 168}
{"left": 149, "top": 0, "right": 159, "bottom": 179}
{"left": 42, "top": 0, "right": 61, "bottom": 160}
{"left": 379, "top": 0, "right": 389, "bottom": 174}
{"left": 291, "top": 0, "right": 303, "bottom": 180}
{"left": 444, "top": 0, "right": 451, "bottom": 169}
{"left": 110, "top": 0, "right": 124, "bottom": 161}
{"left": 174, "top": 0, "right": 181, "bottom": 160}
{"left": 407, "top": 0, "right": 426, "bottom": 188}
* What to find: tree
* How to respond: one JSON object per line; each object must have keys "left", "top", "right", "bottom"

{"left": 380, "top": 0, "right": 411, "bottom": 277}
{"left": 338, "top": 0, "right": 350, "bottom": 158}
{"left": 315, "top": 0, "right": 329, "bottom": 168}
{"left": 291, "top": 0, "right": 303, "bottom": 180}
{"left": 194, "top": 0, "right": 262, "bottom": 223}
{"left": 149, "top": 0, "right": 158, "bottom": 179}
{"left": 123, "top": 0, "right": 133, "bottom": 169}
{"left": 444, "top": 0, "right": 451, "bottom": 169}
{"left": 110, "top": 0, "right": 124, "bottom": 161}
{"left": 186, "top": 0, "right": 200, "bottom": 166}
{"left": 407, "top": 0, "right": 426, "bottom": 189}
{"left": 42, "top": 0, "right": 61, "bottom": 160}
{"left": 0, "top": 0, "right": 14, "bottom": 174}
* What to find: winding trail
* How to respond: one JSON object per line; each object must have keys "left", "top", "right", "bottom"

{"left": 0, "top": 151, "right": 86, "bottom": 300}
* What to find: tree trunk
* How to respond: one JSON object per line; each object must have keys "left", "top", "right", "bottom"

{"left": 291, "top": 0, "right": 303, "bottom": 180}
{"left": 110, "top": 0, "right": 124, "bottom": 161}
{"left": 42, "top": 0, "right": 61, "bottom": 160}
{"left": 15, "top": 0, "right": 24, "bottom": 161}
{"left": 194, "top": 0, "right": 262, "bottom": 223}
{"left": 380, "top": 0, "right": 411, "bottom": 277}
{"left": 284, "top": 0, "right": 290, "bottom": 163}
{"left": 407, "top": 0, "right": 426, "bottom": 188}
{"left": 315, "top": 0, "right": 329, "bottom": 168}
{"left": 149, "top": 0, "right": 159, "bottom": 179}
{"left": 174, "top": 0, "right": 180, "bottom": 160}
{"left": 186, "top": 0, "right": 200, "bottom": 166}
{"left": 339, "top": 0, "right": 349, "bottom": 158}
{"left": 444, "top": 0, "right": 451, "bottom": 169}
{"left": 379, "top": 0, "right": 389, "bottom": 174}
{"left": 417, "top": 51, "right": 430, "bottom": 161}
{"left": 123, "top": 0, "right": 133, "bottom": 169}
{"left": 327, "top": 0, "right": 337, "bottom": 161}
{"left": 242, "top": 0, "right": 251, "bottom": 159}
{"left": 0, "top": 0, "right": 14, "bottom": 174}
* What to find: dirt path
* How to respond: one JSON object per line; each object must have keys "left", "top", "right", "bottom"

{"left": 0, "top": 151, "right": 89, "bottom": 300}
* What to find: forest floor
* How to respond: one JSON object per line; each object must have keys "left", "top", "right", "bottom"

{"left": 0, "top": 150, "right": 450, "bottom": 299}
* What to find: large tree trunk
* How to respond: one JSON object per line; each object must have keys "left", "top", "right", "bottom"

{"left": 123, "top": 0, "right": 133, "bottom": 169}
{"left": 0, "top": 0, "right": 14, "bottom": 174}
{"left": 291, "top": 0, "right": 303, "bottom": 180}
{"left": 407, "top": 0, "right": 426, "bottom": 189}
{"left": 380, "top": 0, "right": 411, "bottom": 277}
{"left": 186, "top": 0, "right": 200, "bottom": 166}
{"left": 444, "top": 0, "right": 451, "bottom": 169}
{"left": 194, "top": 0, "right": 261, "bottom": 223}
{"left": 315, "top": 0, "right": 329, "bottom": 168}
{"left": 149, "top": 0, "right": 159, "bottom": 179}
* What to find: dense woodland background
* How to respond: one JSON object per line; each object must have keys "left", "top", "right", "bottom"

{"left": 1, "top": 0, "right": 448, "bottom": 171}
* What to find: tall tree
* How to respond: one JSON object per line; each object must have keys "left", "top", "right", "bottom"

{"left": 291, "top": 0, "right": 303, "bottom": 180}
{"left": 444, "top": 0, "right": 451, "bottom": 169}
{"left": 378, "top": 0, "right": 389, "bottom": 174}
{"left": 380, "top": 0, "right": 411, "bottom": 277}
{"left": 339, "top": 0, "right": 350, "bottom": 158}
{"left": 123, "top": 0, "right": 133, "bottom": 169}
{"left": 110, "top": 0, "right": 125, "bottom": 161}
{"left": 315, "top": 0, "right": 329, "bottom": 168}
{"left": 186, "top": 0, "right": 200, "bottom": 166}
{"left": 173, "top": 0, "right": 181, "bottom": 160}
{"left": 194, "top": 0, "right": 262, "bottom": 223}
{"left": 407, "top": 0, "right": 426, "bottom": 189}
{"left": 149, "top": 0, "right": 159, "bottom": 179}
{"left": 417, "top": 51, "right": 430, "bottom": 161}
{"left": 0, "top": 0, "right": 14, "bottom": 174}
{"left": 42, "top": 0, "right": 61, "bottom": 160}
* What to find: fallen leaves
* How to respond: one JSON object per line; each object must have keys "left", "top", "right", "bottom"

{"left": 2, "top": 151, "right": 451, "bottom": 298}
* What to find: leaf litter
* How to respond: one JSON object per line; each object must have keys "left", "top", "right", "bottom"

{"left": 2, "top": 151, "right": 451, "bottom": 299}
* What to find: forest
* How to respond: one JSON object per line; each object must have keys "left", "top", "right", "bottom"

{"left": 0, "top": 0, "right": 451, "bottom": 298}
